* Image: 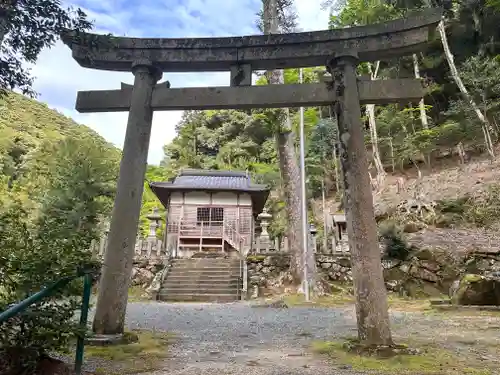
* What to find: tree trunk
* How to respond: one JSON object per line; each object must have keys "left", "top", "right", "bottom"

{"left": 263, "top": 0, "right": 304, "bottom": 284}
{"left": 366, "top": 104, "right": 385, "bottom": 187}
{"left": 366, "top": 62, "right": 385, "bottom": 188}
{"left": 437, "top": 19, "right": 495, "bottom": 158}
{"left": 412, "top": 54, "right": 428, "bottom": 129}
{"left": 389, "top": 137, "right": 395, "bottom": 173}
{"left": 333, "top": 144, "right": 341, "bottom": 193}
{"left": 321, "top": 178, "right": 328, "bottom": 253}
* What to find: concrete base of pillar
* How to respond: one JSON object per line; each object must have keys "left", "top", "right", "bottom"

{"left": 85, "top": 332, "right": 139, "bottom": 346}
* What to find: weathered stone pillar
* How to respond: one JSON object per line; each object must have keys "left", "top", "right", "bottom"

{"left": 93, "top": 62, "right": 162, "bottom": 335}
{"left": 327, "top": 54, "right": 392, "bottom": 345}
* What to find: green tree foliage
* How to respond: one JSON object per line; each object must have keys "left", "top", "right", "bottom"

{"left": 0, "top": 200, "right": 98, "bottom": 373}
{"left": 0, "top": 0, "right": 91, "bottom": 95}
{"left": 0, "top": 92, "right": 121, "bottom": 221}
{"left": 155, "top": 0, "right": 500, "bottom": 242}
{"left": 160, "top": 100, "right": 331, "bottom": 238}
{"left": 140, "top": 165, "right": 168, "bottom": 236}
{"left": 0, "top": 92, "right": 119, "bottom": 368}
{"left": 324, "top": 0, "right": 500, "bottom": 169}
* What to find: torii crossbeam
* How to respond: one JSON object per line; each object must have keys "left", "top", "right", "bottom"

{"left": 75, "top": 79, "right": 425, "bottom": 112}
{"left": 60, "top": 8, "right": 442, "bottom": 337}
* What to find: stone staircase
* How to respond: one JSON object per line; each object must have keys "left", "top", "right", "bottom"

{"left": 158, "top": 257, "right": 242, "bottom": 302}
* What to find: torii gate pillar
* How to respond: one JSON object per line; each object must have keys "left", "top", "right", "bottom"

{"left": 327, "top": 54, "right": 392, "bottom": 344}
{"left": 92, "top": 62, "right": 162, "bottom": 334}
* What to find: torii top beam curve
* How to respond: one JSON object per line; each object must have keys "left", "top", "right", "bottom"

{"left": 61, "top": 8, "right": 441, "bottom": 73}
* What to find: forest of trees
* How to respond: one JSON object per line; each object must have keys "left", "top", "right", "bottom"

{"left": 2, "top": 0, "right": 500, "bottom": 367}
{"left": 154, "top": 0, "right": 500, "bottom": 237}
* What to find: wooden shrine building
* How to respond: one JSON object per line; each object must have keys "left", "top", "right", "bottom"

{"left": 149, "top": 169, "right": 270, "bottom": 258}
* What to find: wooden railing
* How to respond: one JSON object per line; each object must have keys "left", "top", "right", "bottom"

{"left": 166, "top": 220, "right": 248, "bottom": 252}
{"left": 167, "top": 220, "right": 225, "bottom": 238}
{"left": 224, "top": 220, "right": 243, "bottom": 249}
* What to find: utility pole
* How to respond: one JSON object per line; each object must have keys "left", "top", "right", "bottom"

{"left": 298, "top": 67, "right": 310, "bottom": 301}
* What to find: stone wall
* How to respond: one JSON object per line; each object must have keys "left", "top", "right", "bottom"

{"left": 246, "top": 253, "right": 354, "bottom": 297}
{"left": 246, "top": 249, "right": 500, "bottom": 298}
{"left": 130, "top": 259, "right": 165, "bottom": 288}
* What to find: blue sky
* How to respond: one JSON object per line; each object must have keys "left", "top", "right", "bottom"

{"left": 30, "top": 0, "right": 330, "bottom": 165}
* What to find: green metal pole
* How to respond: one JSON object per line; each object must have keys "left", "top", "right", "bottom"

{"left": 75, "top": 273, "right": 92, "bottom": 375}
{"left": 0, "top": 277, "right": 72, "bottom": 323}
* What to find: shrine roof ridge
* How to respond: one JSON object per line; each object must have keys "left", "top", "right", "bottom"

{"left": 61, "top": 8, "right": 442, "bottom": 73}
{"left": 178, "top": 169, "right": 249, "bottom": 178}
{"left": 149, "top": 168, "right": 270, "bottom": 192}
{"left": 149, "top": 169, "right": 270, "bottom": 214}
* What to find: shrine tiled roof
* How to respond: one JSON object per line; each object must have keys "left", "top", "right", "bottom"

{"left": 148, "top": 169, "right": 270, "bottom": 214}
{"left": 149, "top": 169, "right": 269, "bottom": 192}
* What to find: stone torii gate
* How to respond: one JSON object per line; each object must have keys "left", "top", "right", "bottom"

{"left": 61, "top": 8, "right": 441, "bottom": 336}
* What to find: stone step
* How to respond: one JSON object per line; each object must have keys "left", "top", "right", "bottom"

{"left": 167, "top": 268, "right": 241, "bottom": 274}
{"left": 158, "top": 293, "right": 241, "bottom": 302}
{"left": 171, "top": 258, "right": 240, "bottom": 262}
{"left": 161, "top": 286, "right": 240, "bottom": 294}
{"left": 171, "top": 259, "right": 240, "bottom": 264}
{"left": 163, "top": 278, "right": 240, "bottom": 286}
{"left": 164, "top": 275, "right": 240, "bottom": 284}
{"left": 170, "top": 262, "right": 240, "bottom": 267}
{"left": 161, "top": 281, "right": 242, "bottom": 291}
{"left": 171, "top": 261, "right": 241, "bottom": 267}
{"left": 166, "top": 274, "right": 239, "bottom": 280}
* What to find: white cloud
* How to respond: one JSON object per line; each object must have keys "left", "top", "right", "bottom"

{"left": 295, "top": 0, "right": 330, "bottom": 31}
{"left": 31, "top": 0, "right": 330, "bottom": 165}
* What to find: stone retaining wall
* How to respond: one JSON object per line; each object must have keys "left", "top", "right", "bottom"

{"left": 246, "top": 253, "right": 353, "bottom": 297}
{"left": 130, "top": 259, "right": 165, "bottom": 288}
{"left": 246, "top": 249, "right": 500, "bottom": 298}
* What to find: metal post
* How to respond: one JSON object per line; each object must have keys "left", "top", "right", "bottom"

{"left": 75, "top": 273, "right": 93, "bottom": 375}
{"left": 299, "top": 68, "right": 310, "bottom": 302}
{"left": 0, "top": 277, "right": 73, "bottom": 323}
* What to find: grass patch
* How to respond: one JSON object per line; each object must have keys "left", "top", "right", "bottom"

{"left": 312, "top": 339, "right": 493, "bottom": 374}
{"left": 127, "top": 286, "right": 150, "bottom": 302}
{"left": 85, "top": 330, "right": 173, "bottom": 374}
{"left": 387, "top": 295, "right": 434, "bottom": 312}
{"left": 91, "top": 286, "right": 151, "bottom": 304}
{"left": 283, "top": 291, "right": 435, "bottom": 311}
{"left": 424, "top": 307, "right": 500, "bottom": 318}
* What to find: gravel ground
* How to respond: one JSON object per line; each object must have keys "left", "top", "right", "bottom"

{"left": 76, "top": 301, "right": 500, "bottom": 375}
{"left": 126, "top": 301, "right": 361, "bottom": 374}
{"left": 78, "top": 302, "right": 408, "bottom": 375}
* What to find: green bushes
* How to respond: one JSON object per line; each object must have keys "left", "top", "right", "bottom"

{"left": 378, "top": 222, "right": 415, "bottom": 261}
{"left": 0, "top": 202, "right": 98, "bottom": 373}
{"left": 435, "top": 184, "right": 500, "bottom": 228}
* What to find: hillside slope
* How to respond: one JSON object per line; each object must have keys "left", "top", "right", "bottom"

{"left": 0, "top": 92, "right": 121, "bottom": 223}
{"left": 0, "top": 92, "right": 121, "bottom": 182}
{"left": 375, "top": 156, "right": 500, "bottom": 216}
{"left": 319, "top": 155, "right": 500, "bottom": 216}
{"left": 314, "top": 154, "right": 500, "bottom": 254}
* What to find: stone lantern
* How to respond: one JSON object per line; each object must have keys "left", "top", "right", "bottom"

{"left": 146, "top": 207, "right": 162, "bottom": 239}
{"left": 309, "top": 223, "right": 318, "bottom": 253}
{"left": 257, "top": 209, "right": 272, "bottom": 252}
{"left": 104, "top": 221, "right": 110, "bottom": 235}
